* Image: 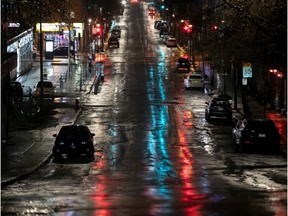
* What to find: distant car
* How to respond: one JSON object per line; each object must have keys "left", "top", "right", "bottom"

{"left": 9, "top": 81, "right": 24, "bottom": 98}
{"left": 166, "top": 37, "right": 177, "bottom": 47}
{"left": 52, "top": 125, "right": 95, "bottom": 159}
{"left": 205, "top": 98, "right": 232, "bottom": 121}
{"left": 148, "top": 9, "right": 156, "bottom": 16}
{"left": 184, "top": 73, "right": 205, "bottom": 89}
{"left": 175, "top": 57, "right": 191, "bottom": 72}
{"left": 154, "top": 20, "right": 161, "bottom": 29}
{"left": 232, "top": 118, "right": 281, "bottom": 152}
{"left": 113, "top": 25, "right": 121, "bottom": 31}
{"left": 111, "top": 28, "right": 121, "bottom": 38}
{"left": 108, "top": 36, "right": 119, "bottom": 48}
{"left": 162, "top": 34, "right": 173, "bottom": 44}
{"left": 33, "top": 81, "right": 55, "bottom": 99}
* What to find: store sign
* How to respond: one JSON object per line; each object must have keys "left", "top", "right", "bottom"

{"left": 242, "top": 62, "right": 252, "bottom": 78}
{"left": 36, "top": 23, "right": 83, "bottom": 33}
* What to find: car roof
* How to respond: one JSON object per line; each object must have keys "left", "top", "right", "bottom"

{"left": 188, "top": 73, "right": 202, "bottom": 76}
{"left": 109, "top": 36, "right": 118, "bottom": 40}
{"left": 178, "top": 57, "right": 189, "bottom": 61}
{"left": 36, "top": 81, "right": 53, "bottom": 87}
{"left": 242, "top": 119, "right": 277, "bottom": 129}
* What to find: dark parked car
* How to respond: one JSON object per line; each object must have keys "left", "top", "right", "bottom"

{"left": 52, "top": 125, "right": 95, "bottom": 159}
{"left": 232, "top": 118, "right": 281, "bottom": 152}
{"left": 9, "top": 81, "right": 24, "bottom": 98}
{"left": 111, "top": 28, "right": 121, "bottom": 38}
{"left": 53, "top": 46, "right": 68, "bottom": 57}
{"left": 108, "top": 36, "right": 119, "bottom": 48}
{"left": 175, "top": 57, "right": 191, "bottom": 72}
{"left": 205, "top": 98, "right": 232, "bottom": 121}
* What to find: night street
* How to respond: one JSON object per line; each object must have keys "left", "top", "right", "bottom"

{"left": 1, "top": 1, "right": 287, "bottom": 216}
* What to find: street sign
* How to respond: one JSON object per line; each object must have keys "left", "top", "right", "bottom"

{"left": 242, "top": 62, "right": 252, "bottom": 78}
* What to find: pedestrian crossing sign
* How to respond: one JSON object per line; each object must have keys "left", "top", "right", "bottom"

{"left": 242, "top": 62, "right": 252, "bottom": 78}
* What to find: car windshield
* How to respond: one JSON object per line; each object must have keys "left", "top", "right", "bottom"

{"left": 178, "top": 58, "right": 189, "bottom": 63}
{"left": 58, "top": 126, "right": 90, "bottom": 137}
{"left": 10, "top": 82, "right": 21, "bottom": 87}
{"left": 37, "top": 82, "right": 53, "bottom": 87}
{"left": 246, "top": 120, "right": 277, "bottom": 130}
{"left": 189, "top": 75, "right": 202, "bottom": 79}
{"left": 109, "top": 37, "right": 118, "bottom": 41}
{"left": 211, "top": 100, "right": 229, "bottom": 106}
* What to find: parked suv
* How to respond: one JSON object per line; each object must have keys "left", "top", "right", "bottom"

{"left": 232, "top": 118, "right": 281, "bottom": 152}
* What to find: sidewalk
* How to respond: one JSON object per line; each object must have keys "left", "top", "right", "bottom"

{"left": 191, "top": 50, "right": 287, "bottom": 154}
{"left": 1, "top": 53, "right": 101, "bottom": 187}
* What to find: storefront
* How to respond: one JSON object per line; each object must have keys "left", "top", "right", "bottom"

{"left": 7, "top": 28, "right": 33, "bottom": 78}
{"left": 35, "top": 22, "right": 84, "bottom": 57}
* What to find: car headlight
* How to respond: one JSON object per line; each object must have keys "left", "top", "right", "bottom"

{"left": 81, "top": 141, "right": 87, "bottom": 145}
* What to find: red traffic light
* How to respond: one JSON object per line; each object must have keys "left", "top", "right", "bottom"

{"left": 93, "top": 24, "right": 102, "bottom": 37}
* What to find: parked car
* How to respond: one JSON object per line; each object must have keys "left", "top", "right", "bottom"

{"left": 108, "top": 36, "right": 119, "bottom": 48}
{"left": 53, "top": 46, "right": 69, "bottom": 57}
{"left": 33, "top": 81, "right": 55, "bottom": 99}
{"left": 162, "top": 34, "right": 173, "bottom": 44}
{"left": 184, "top": 73, "right": 205, "bottom": 89}
{"left": 111, "top": 28, "right": 121, "bottom": 38}
{"left": 205, "top": 97, "right": 232, "bottom": 121}
{"left": 232, "top": 118, "right": 281, "bottom": 152}
{"left": 9, "top": 81, "right": 24, "bottom": 98}
{"left": 154, "top": 20, "right": 161, "bottom": 29}
{"left": 166, "top": 37, "right": 177, "bottom": 47}
{"left": 52, "top": 125, "right": 95, "bottom": 159}
{"left": 175, "top": 57, "right": 191, "bottom": 72}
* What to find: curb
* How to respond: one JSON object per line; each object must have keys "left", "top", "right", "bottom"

{"left": 1, "top": 108, "right": 82, "bottom": 188}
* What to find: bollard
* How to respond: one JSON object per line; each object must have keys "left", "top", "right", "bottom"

{"left": 75, "top": 99, "right": 80, "bottom": 110}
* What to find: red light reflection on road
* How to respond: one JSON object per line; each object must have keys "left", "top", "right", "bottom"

{"left": 176, "top": 115, "right": 205, "bottom": 215}
{"left": 266, "top": 113, "right": 287, "bottom": 145}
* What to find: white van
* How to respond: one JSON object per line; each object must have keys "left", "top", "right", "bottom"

{"left": 166, "top": 37, "right": 177, "bottom": 47}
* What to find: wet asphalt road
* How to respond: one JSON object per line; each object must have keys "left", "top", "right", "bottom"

{"left": 1, "top": 2, "right": 287, "bottom": 216}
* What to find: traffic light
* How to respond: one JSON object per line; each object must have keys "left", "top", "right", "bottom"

{"left": 160, "top": 5, "right": 165, "bottom": 10}
{"left": 93, "top": 24, "right": 102, "bottom": 38}
{"left": 95, "top": 24, "right": 101, "bottom": 36}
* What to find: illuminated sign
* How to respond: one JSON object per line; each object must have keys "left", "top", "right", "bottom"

{"left": 242, "top": 62, "right": 252, "bottom": 78}
{"left": 36, "top": 23, "right": 83, "bottom": 33}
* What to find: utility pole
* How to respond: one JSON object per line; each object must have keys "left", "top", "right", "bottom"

{"left": 39, "top": 0, "right": 44, "bottom": 111}
{"left": 68, "top": 2, "right": 71, "bottom": 76}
